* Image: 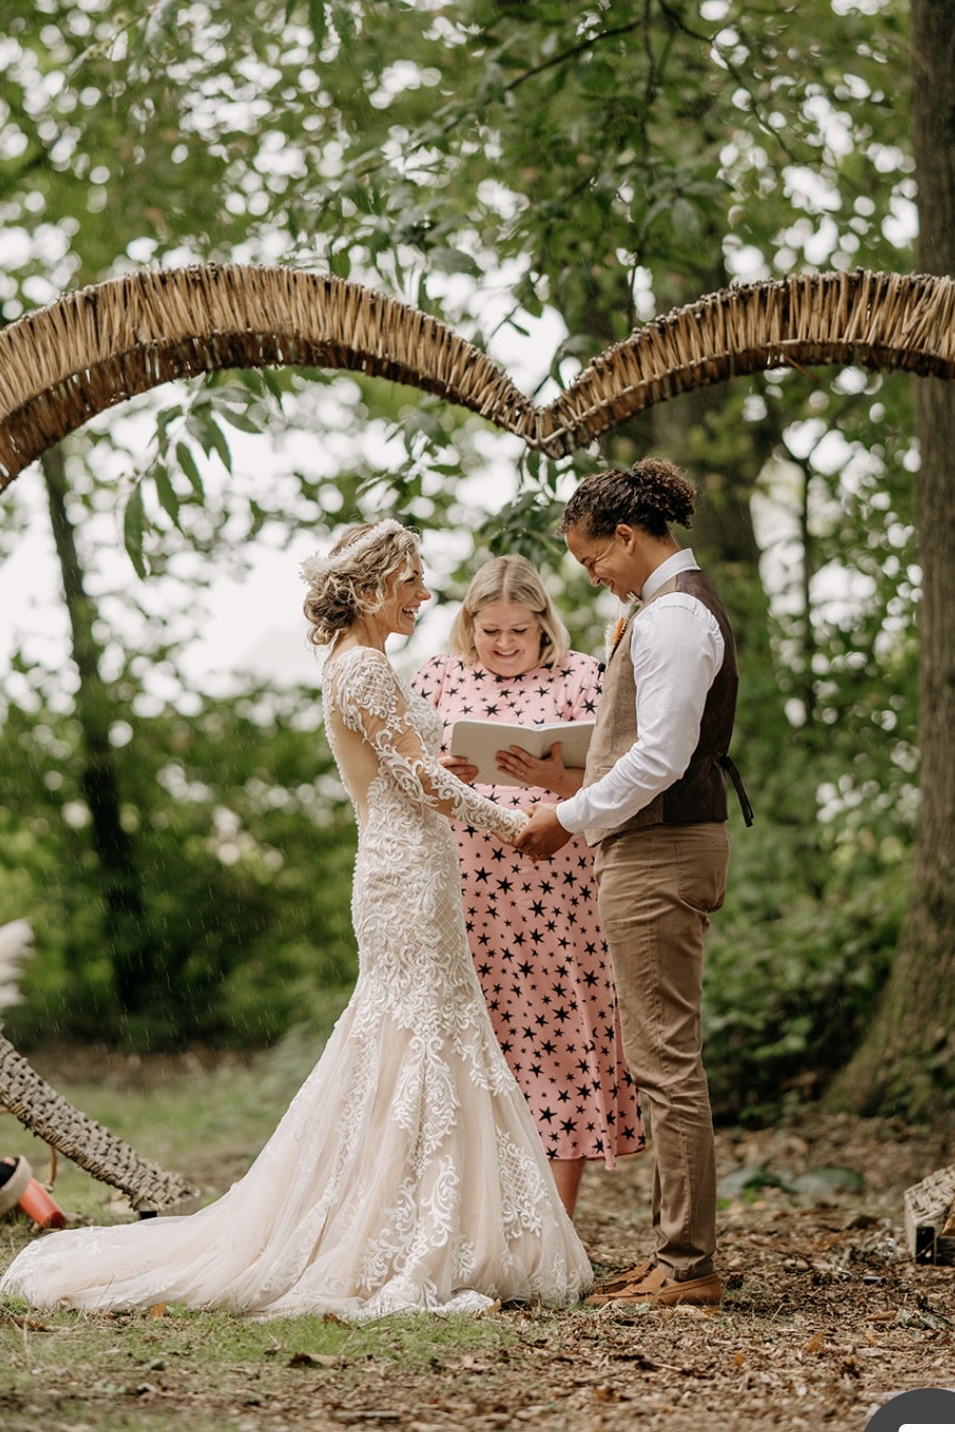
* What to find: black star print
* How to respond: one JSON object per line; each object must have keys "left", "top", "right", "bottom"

{"left": 411, "top": 652, "right": 644, "bottom": 1167}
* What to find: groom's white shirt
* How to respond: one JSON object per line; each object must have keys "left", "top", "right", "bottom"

{"left": 556, "top": 548, "right": 724, "bottom": 834}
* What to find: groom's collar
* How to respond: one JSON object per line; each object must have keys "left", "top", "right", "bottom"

{"left": 640, "top": 547, "right": 699, "bottom": 603}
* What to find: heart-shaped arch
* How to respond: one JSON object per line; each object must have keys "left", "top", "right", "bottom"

{"left": 1, "top": 263, "right": 954, "bottom": 491}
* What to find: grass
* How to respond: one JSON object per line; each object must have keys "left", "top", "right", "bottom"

{"left": 6, "top": 1029, "right": 952, "bottom": 1432}
{"left": 2, "top": 1301, "right": 520, "bottom": 1428}
{"left": 0, "top": 1021, "right": 525, "bottom": 1431}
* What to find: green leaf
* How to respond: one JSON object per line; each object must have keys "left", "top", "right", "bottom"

{"left": 153, "top": 463, "right": 182, "bottom": 530}
{"left": 427, "top": 246, "right": 482, "bottom": 278}
{"left": 175, "top": 442, "right": 205, "bottom": 500}
{"left": 308, "top": 0, "right": 326, "bottom": 47}
{"left": 123, "top": 480, "right": 148, "bottom": 578}
{"left": 261, "top": 368, "right": 289, "bottom": 403}
{"left": 218, "top": 406, "right": 264, "bottom": 435}
{"left": 185, "top": 411, "right": 233, "bottom": 473}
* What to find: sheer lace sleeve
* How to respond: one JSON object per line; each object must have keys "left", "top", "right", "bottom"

{"left": 329, "top": 650, "right": 527, "bottom": 844}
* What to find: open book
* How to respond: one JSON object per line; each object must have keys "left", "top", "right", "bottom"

{"left": 449, "top": 718, "right": 596, "bottom": 787}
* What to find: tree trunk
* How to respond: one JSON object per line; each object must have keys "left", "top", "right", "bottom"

{"left": 42, "top": 447, "right": 156, "bottom": 1016}
{"left": 829, "top": 0, "right": 955, "bottom": 1115}
{"left": 650, "top": 379, "right": 769, "bottom": 656}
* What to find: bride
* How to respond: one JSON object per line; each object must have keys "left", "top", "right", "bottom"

{"left": 1, "top": 519, "right": 592, "bottom": 1318}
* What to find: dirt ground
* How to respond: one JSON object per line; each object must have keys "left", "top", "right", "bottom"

{"left": 565, "top": 1108, "right": 955, "bottom": 1431}
{"left": 2, "top": 1051, "right": 954, "bottom": 1432}
{"left": 299, "top": 1108, "right": 955, "bottom": 1432}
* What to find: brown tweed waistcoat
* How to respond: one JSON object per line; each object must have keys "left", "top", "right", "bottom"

{"left": 583, "top": 569, "right": 739, "bottom": 847}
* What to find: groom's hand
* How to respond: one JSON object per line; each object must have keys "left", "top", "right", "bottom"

{"left": 516, "top": 804, "right": 573, "bottom": 860}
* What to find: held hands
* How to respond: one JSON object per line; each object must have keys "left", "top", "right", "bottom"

{"left": 442, "top": 752, "right": 567, "bottom": 855}
{"left": 515, "top": 803, "right": 573, "bottom": 861}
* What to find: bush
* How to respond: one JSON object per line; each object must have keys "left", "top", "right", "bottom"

{"left": 704, "top": 841, "right": 908, "bottom": 1124}
{"left": 0, "top": 676, "right": 359, "bottom": 1049}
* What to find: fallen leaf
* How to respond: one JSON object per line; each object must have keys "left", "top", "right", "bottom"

{"left": 593, "top": 1385, "right": 621, "bottom": 1403}
{"left": 288, "top": 1351, "right": 340, "bottom": 1368}
{"left": 331, "top": 1415, "right": 400, "bottom": 1426}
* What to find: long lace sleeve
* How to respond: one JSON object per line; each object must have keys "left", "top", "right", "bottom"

{"left": 330, "top": 651, "right": 527, "bottom": 844}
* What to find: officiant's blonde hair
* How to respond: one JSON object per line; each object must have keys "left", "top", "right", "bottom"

{"left": 451, "top": 555, "right": 570, "bottom": 668}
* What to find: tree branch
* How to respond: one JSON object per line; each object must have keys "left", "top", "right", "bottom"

{"left": 504, "top": 19, "right": 646, "bottom": 92}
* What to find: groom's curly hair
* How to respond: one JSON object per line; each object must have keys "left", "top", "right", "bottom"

{"left": 558, "top": 458, "right": 695, "bottom": 540}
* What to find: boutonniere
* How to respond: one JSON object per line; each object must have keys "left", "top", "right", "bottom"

{"left": 604, "top": 612, "right": 631, "bottom": 660}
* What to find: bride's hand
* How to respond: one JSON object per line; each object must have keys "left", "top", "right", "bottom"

{"left": 499, "top": 809, "right": 530, "bottom": 849}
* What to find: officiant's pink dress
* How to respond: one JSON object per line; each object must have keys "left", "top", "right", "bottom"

{"left": 413, "top": 653, "right": 644, "bottom": 1168}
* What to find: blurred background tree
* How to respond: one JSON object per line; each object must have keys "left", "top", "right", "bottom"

{"left": 2, "top": 1, "right": 950, "bottom": 1120}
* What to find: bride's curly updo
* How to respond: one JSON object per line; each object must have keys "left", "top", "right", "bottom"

{"left": 558, "top": 458, "right": 696, "bottom": 540}
{"left": 302, "top": 519, "right": 420, "bottom": 647}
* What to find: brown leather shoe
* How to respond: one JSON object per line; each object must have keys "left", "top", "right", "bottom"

{"left": 587, "top": 1262, "right": 721, "bottom": 1308}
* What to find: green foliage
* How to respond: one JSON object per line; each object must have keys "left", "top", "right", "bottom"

{"left": 0, "top": 664, "right": 358, "bottom": 1049}
{"left": 0, "top": 0, "right": 938, "bottom": 1115}
{"left": 704, "top": 827, "right": 908, "bottom": 1125}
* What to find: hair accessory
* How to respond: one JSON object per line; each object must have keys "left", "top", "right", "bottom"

{"left": 299, "top": 519, "right": 411, "bottom": 586}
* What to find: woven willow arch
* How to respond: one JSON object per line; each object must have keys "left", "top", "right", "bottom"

{"left": 2, "top": 263, "right": 955, "bottom": 490}
{"left": 3, "top": 261, "right": 955, "bottom": 1213}
{"left": 0, "top": 1033, "right": 198, "bottom": 1213}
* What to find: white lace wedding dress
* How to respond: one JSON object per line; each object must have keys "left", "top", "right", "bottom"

{"left": 1, "top": 647, "right": 592, "bottom": 1318}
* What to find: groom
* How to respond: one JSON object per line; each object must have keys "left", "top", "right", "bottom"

{"left": 517, "top": 459, "right": 750, "bottom": 1309}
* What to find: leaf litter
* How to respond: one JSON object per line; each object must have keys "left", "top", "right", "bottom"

{"left": 2, "top": 1074, "right": 953, "bottom": 1432}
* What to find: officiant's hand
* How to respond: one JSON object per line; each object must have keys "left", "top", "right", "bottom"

{"left": 439, "top": 754, "right": 479, "bottom": 784}
{"left": 515, "top": 803, "right": 573, "bottom": 860}
{"left": 495, "top": 742, "right": 585, "bottom": 798}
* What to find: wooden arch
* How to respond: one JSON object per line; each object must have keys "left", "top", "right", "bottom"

{"left": 2, "top": 263, "right": 955, "bottom": 491}
{"left": 0, "top": 1032, "right": 198, "bottom": 1214}
{"left": 3, "top": 261, "right": 954, "bottom": 1212}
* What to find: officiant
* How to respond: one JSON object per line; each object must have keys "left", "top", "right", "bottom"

{"left": 412, "top": 554, "right": 644, "bottom": 1217}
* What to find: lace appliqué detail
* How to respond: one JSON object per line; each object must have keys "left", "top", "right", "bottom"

{"left": 0, "top": 647, "right": 589, "bottom": 1319}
